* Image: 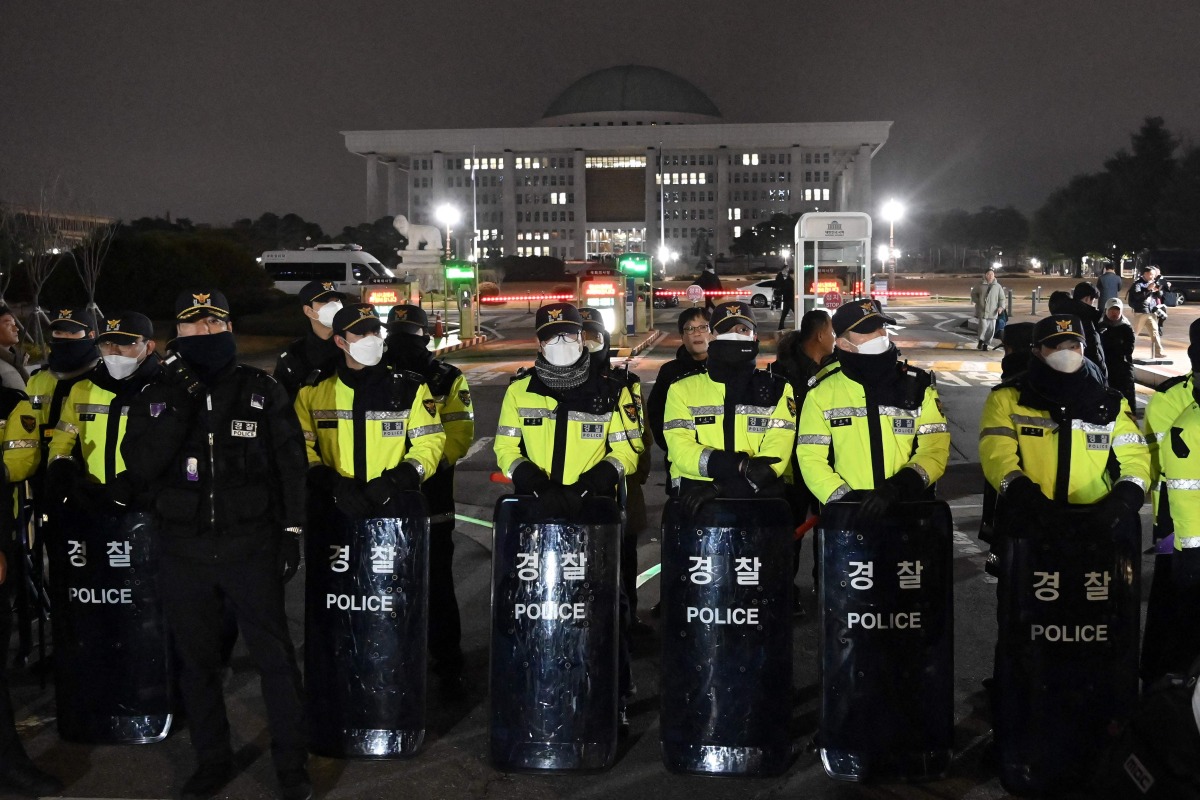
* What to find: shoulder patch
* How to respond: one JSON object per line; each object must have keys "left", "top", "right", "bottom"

{"left": 422, "top": 398, "right": 437, "bottom": 416}
{"left": 458, "top": 389, "right": 472, "bottom": 407}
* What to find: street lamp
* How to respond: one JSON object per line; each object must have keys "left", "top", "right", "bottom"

{"left": 435, "top": 204, "right": 460, "bottom": 260}
{"left": 881, "top": 199, "right": 904, "bottom": 290}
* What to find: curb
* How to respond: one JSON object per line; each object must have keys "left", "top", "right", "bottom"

{"left": 626, "top": 329, "right": 664, "bottom": 358}
{"left": 433, "top": 335, "right": 488, "bottom": 356}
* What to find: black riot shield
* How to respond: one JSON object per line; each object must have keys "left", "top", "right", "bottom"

{"left": 305, "top": 490, "right": 430, "bottom": 758}
{"left": 993, "top": 502, "right": 1141, "bottom": 796}
{"left": 489, "top": 495, "right": 622, "bottom": 772}
{"left": 818, "top": 500, "right": 954, "bottom": 782}
{"left": 659, "top": 497, "right": 794, "bottom": 776}
{"left": 49, "top": 499, "right": 172, "bottom": 744}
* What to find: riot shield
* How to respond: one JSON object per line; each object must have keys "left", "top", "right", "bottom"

{"left": 659, "top": 497, "right": 794, "bottom": 776}
{"left": 305, "top": 490, "right": 430, "bottom": 758}
{"left": 489, "top": 495, "right": 621, "bottom": 772}
{"left": 993, "top": 502, "right": 1141, "bottom": 796}
{"left": 818, "top": 500, "right": 954, "bottom": 782}
{"left": 48, "top": 498, "right": 172, "bottom": 744}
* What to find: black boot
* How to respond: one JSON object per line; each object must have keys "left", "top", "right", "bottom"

{"left": 181, "top": 760, "right": 234, "bottom": 800}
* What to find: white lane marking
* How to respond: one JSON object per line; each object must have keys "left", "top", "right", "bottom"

{"left": 463, "top": 436, "right": 494, "bottom": 463}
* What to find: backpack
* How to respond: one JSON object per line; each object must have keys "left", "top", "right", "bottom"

{"left": 1097, "top": 658, "right": 1200, "bottom": 798}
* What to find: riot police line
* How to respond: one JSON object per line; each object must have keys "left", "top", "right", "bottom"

{"left": 0, "top": 290, "right": 1185, "bottom": 799}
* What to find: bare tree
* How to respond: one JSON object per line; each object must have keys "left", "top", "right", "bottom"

{"left": 13, "top": 183, "right": 69, "bottom": 353}
{"left": 69, "top": 216, "right": 117, "bottom": 319}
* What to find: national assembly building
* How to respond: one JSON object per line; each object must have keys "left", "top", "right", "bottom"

{"left": 342, "top": 65, "right": 890, "bottom": 275}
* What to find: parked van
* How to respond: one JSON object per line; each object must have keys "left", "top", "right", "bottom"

{"left": 259, "top": 244, "right": 395, "bottom": 296}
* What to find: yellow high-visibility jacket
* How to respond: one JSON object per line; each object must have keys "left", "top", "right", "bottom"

{"left": 0, "top": 391, "right": 39, "bottom": 485}
{"left": 1159, "top": 400, "right": 1200, "bottom": 551}
{"left": 980, "top": 378, "right": 1150, "bottom": 503}
{"left": 295, "top": 365, "right": 446, "bottom": 482}
{"left": 1143, "top": 372, "right": 1194, "bottom": 532}
{"left": 27, "top": 367, "right": 97, "bottom": 453}
{"left": 797, "top": 364, "right": 949, "bottom": 503}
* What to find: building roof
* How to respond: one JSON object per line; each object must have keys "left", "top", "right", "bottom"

{"left": 542, "top": 65, "right": 722, "bottom": 121}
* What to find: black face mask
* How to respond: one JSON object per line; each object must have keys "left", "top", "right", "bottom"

{"left": 172, "top": 331, "right": 236, "bottom": 375}
{"left": 708, "top": 338, "right": 759, "bottom": 366}
{"left": 48, "top": 338, "right": 99, "bottom": 373}
{"left": 385, "top": 332, "right": 433, "bottom": 369}
{"left": 836, "top": 345, "right": 899, "bottom": 387}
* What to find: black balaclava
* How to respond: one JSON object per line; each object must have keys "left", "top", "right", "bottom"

{"left": 48, "top": 337, "right": 100, "bottom": 374}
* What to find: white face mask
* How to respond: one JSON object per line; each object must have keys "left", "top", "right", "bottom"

{"left": 347, "top": 335, "right": 384, "bottom": 367}
{"left": 715, "top": 332, "right": 755, "bottom": 342}
{"left": 584, "top": 338, "right": 605, "bottom": 353}
{"left": 543, "top": 340, "right": 583, "bottom": 366}
{"left": 316, "top": 300, "right": 342, "bottom": 328}
{"left": 103, "top": 350, "right": 143, "bottom": 380}
{"left": 854, "top": 333, "right": 891, "bottom": 355}
{"left": 1045, "top": 349, "right": 1084, "bottom": 373}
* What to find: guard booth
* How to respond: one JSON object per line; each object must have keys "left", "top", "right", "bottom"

{"left": 793, "top": 212, "right": 872, "bottom": 325}
{"left": 616, "top": 252, "right": 651, "bottom": 334}
{"left": 443, "top": 259, "right": 477, "bottom": 339}
{"left": 577, "top": 268, "right": 623, "bottom": 344}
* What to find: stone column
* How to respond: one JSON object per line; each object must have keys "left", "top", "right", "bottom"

{"left": 715, "top": 146, "right": 730, "bottom": 260}
{"left": 849, "top": 144, "right": 872, "bottom": 213}
{"left": 502, "top": 150, "right": 517, "bottom": 256}
{"left": 788, "top": 146, "right": 804, "bottom": 215}
{"left": 387, "top": 161, "right": 402, "bottom": 217}
{"left": 365, "top": 154, "right": 380, "bottom": 222}
{"left": 573, "top": 149, "right": 587, "bottom": 260}
{"left": 431, "top": 152, "right": 446, "bottom": 225}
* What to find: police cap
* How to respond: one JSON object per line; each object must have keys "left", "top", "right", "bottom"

{"left": 710, "top": 301, "right": 756, "bottom": 334}
{"left": 831, "top": 298, "right": 895, "bottom": 337}
{"left": 578, "top": 306, "right": 606, "bottom": 335}
{"left": 332, "top": 303, "right": 381, "bottom": 337}
{"left": 48, "top": 307, "right": 96, "bottom": 334}
{"left": 97, "top": 312, "right": 154, "bottom": 342}
{"left": 175, "top": 289, "right": 231, "bottom": 322}
{"left": 387, "top": 304, "right": 428, "bottom": 336}
{"left": 298, "top": 280, "right": 344, "bottom": 306}
{"left": 1032, "top": 314, "right": 1086, "bottom": 347}
{"left": 535, "top": 302, "right": 582, "bottom": 341}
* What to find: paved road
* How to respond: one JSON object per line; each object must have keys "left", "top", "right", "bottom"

{"left": 5, "top": 303, "right": 1167, "bottom": 799}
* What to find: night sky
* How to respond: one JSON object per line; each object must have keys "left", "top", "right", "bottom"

{"left": 4, "top": 0, "right": 1199, "bottom": 235}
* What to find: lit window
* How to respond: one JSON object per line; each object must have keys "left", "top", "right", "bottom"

{"left": 734, "top": 226, "right": 742, "bottom": 238}
{"left": 823, "top": 189, "right": 831, "bottom": 201}
{"left": 805, "top": 189, "right": 813, "bottom": 201}
{"left": 733, "top": 208, "right": 741, "bottom": 220}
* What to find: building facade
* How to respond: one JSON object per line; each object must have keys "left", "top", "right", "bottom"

{"left": 342, "top": 66, "right": 890, "bottom": 274}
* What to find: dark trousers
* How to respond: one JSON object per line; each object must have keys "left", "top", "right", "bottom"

{"left": 1141, "top": 553, "right": 1200, "bottom": 684}
{"left": 428, "top": 523, "right": 463, "bottom": 677}
{"left": 0, "top": 577, "right": 27, "bottom": 765}
{"left": 778, "top": 300, "right": 794, "bottom": 329}
{"left": 160, "top": 555, "right": 306, "bottom": 773}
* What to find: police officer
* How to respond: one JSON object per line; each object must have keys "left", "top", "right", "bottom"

{"left": 45, "top": 312, "right": 161, "bottom": 508}
{"left": 379, "top": 303, "right": 470, "bottom": 694}
{"left": 27, "top": 309, "right": 101, "bottom": 451}
{"left": 121, "top": 289, "right": 311, "bottom": 800}
{"left": 796, "top": 299, "right": 949, "bottom": 516}
{"left": 979, "top": 314, "right": 1149, "bottom": 524}
{"left": 579, "top": 307, "right": 651, "bottom": 630}
{"left": 493, "top": 302, "right": 642, "bottom": 726}
{"left": 1141, "top": 318, "right": 1200, "bottom": 684}
{"left": 663, "top": 301, "right": 795, "bottom": 517}
{"left": 273, "top": 280, "right": 345, "bottom": 400}
{"left": 0, "top": 386, "right": 61, "bottom": 796}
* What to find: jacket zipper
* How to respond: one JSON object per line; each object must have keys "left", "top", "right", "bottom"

{"left": 206, "top": 392, "right": 217, "bottom": 530}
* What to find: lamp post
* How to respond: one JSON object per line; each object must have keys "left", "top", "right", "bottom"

{"left": 435, "top": 204, "right": 461, "bottom": 326}
{"left": 881, "top": 199, "right": 904, "bottom": 291}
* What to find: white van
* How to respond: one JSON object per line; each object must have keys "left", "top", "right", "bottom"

{"left": 259, "top": 244, "right": 395, "bottom": 296}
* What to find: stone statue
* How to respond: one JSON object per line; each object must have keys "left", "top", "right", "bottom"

{"left": 393, "top": 214, "right": 442, "bottom": 252}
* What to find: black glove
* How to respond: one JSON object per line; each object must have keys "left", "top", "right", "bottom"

{"left": 107, "top": 471, "right": 140, "bottom": 508}
{"left": 536, "top": 483, "right": 585, "bottom": 519}
{"left": 45, "top": 458, "right": 79, "bottom": 507}
{"left": 705, "top": 451, "right": 747, "bottom": 484}
{"left": 860, "top": 468, "right": 925, "bottom": 521}
{"left": 744, "top": 456, "right": 781, "bottom": 493}
{"left": 333, "top": 476, "right": 374, "bottom": 518}
{"left": 306, "top": 465, "right": 339, "bottom": 494}
{"left": 363, "top": 462, "right": 421, "bottom": 509}
{"left": 577, "top": 461, "right": 619, "bottom": 499}
{"left": 160, "top": 354, "right": 204, "bottom": 397}
{"left": 1004, "top": 476, "right": 1055, "bottom": 519}
{"left": 1173, "top": 548, "right": 1200, "bottom": 591}
{"left": 1099, "top": 481, "right": 1146, "bottom": 521}
{"left": 680, "top": 482, "right": 720, "bottom": 519}
{"left": 278, "top": 533, "right": 302, "bottom": 584}
{"left": 511, "top": 461, "right": 552, "bottom": 496}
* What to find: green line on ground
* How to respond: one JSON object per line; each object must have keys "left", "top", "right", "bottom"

{"left": 636, "top": 562, "right": 662, "bottom": 588}
{"left": 455, "top": 514, "right": 494, "bottom": 529}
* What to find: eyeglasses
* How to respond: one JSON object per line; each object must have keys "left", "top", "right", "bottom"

{"left": 544, "top": 332, "right": 580, "bottom": 344}
{"left": 682, "top": 324, "right": 711, "bottom": 334}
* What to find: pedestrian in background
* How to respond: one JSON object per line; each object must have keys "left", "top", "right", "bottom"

{"left": 692, "top": 263, "right": 722, "bottom": 312}
{"left": 1128, "top": 266, "right": 1166, "bottom": 360}
{"left": 1096, "top": 262, "right": 1121, "bottom": 305}
{"left": 776, "top": 265, "right": 795, "bottom": 330}
{"left": 1098, "top": 298, "right": 1136, "bottom": 410}
{"left": 970, "top": 268, "right": 1006, "bottom": 350}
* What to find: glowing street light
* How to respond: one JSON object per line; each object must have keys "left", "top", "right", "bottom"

{"left": 435, "top": 204, "right": 460, "bottom": 260}
{"left": 880, "top": 200, "right": 904, "bottom": 289}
